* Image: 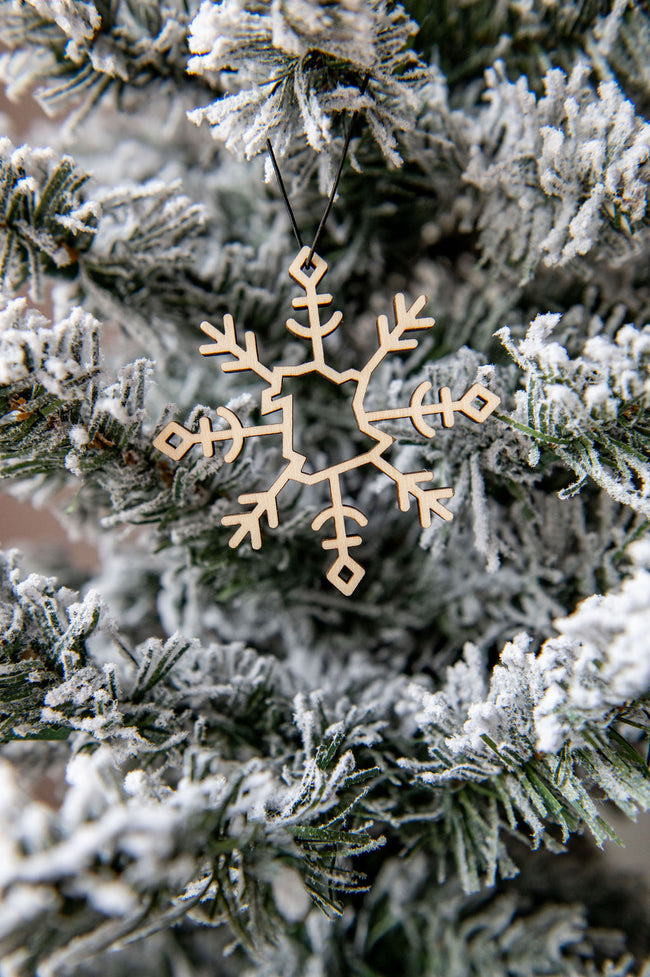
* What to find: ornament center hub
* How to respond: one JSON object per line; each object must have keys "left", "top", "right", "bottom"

{"left": 280, "top": 374, "right": 374, "bottom": 475}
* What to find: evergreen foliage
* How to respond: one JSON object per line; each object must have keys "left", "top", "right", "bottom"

{"left": 0, "top": 1, "right": 650, "bottom": 974}
{"left": 0, "top": 140, "right": 97, "bottom": 299}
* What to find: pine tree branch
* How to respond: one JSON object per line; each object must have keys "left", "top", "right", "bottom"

{"left": 497, "top": 314, "right": 650, "bottom": 516}
{"left": 0, "top": 1, "right": 216, "bottom": 124}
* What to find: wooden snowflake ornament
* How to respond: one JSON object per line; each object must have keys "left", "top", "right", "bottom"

{"left": 153, "top": 246, "right": 500, "bottom": 595}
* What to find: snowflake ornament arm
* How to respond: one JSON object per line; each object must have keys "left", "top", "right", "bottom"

{"left": 153, "top": 246, "right": 500, "bottom": 595}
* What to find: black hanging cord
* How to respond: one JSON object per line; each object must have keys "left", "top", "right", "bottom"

{"left": 266, "top": 137, "right": 304, "bottom": 251}
{"left": 267, "top": 71, "right": 371, "bottom": 267}
{"left": 307, "top": 71, "right": 370, "bottom": 266}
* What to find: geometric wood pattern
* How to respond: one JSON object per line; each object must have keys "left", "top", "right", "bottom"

{"left": 154, "top": 246, "right": 500, "bottom": 595}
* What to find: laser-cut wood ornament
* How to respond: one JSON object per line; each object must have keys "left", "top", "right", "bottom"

{"left": 153, "top": 246, "right": 500, "bottom": 595}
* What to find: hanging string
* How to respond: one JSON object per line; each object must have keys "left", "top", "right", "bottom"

{"left": 266, "top": 72, "right": 370, "bottom": 267}
{"left": 266, "top": 137, "right": 304, "bottom": 251}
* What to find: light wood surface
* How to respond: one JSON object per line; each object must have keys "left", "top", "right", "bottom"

{"left": 154, "top": 246, "right": 500, "bottom": 594}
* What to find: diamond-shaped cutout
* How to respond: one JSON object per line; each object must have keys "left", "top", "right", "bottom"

{"left": 457, "top": 384, "right": 501, "bottom": 423}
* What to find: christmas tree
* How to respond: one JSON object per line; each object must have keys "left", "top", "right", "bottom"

{"left": 1, "top": 1, "right": 650, "bottom": 974}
